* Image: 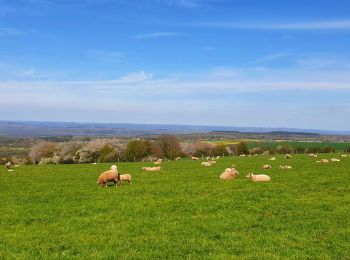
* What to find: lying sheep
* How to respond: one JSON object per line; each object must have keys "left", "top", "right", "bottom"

{"left": 262, "top": 164, "right": 272, "bottom": 170}
{"left": 119, "top": 174, "right": 132, "bottom": 185}
{"left": 246, "top": 173, "right": 271, "bottom": 182}
{"left": 269, "top": 157, "right": 276, "bottom": 161}
{"left": 340, "top": 154, "right": 348, "bottom": 158}
{"left": 220, "top": 168, "right": 239, "bottom": 180}
{"left": 97, "top": 165, "right": 119, "bottom": 187}
{"left": 209, "top": 160, "right": 217, "bottom": 164}
{"left": 216, "top": 156, "right": 221, "bottom": 160}
{"left": 331, "top": 158, "right": 340, "bottom": 162}
{"left": 285, "top": 154, "right": 292, "bottom": 159}
{"left": 191, "top": 156, "right": 199, "bottom": 160}
{"left": 317, "top": 159, "right": 329, "bottom": 163}
{"left": 239, "top": 154, "right": 246, "bottom": 157}
{"left": 279, "top": 165, "right": 292, "bottom": 170}
{"left": 201, "top": 162, "right": 212, "bottom": 167}
{"left": 206, "top": 157, "right": 211, "bottom": 161}
{"left": 175, "top": 157, "right": 181, "bottom": 161}
{"left": 142, "top": 166, "right": 161, "bottom": 172}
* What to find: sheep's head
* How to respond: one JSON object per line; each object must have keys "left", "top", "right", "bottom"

{"left": 246, "top": 173, "right": 253, "bottom": 178}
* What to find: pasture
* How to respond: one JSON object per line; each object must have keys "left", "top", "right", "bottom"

{"left": 1, "top": 154, "right": 349, "bottom": 259}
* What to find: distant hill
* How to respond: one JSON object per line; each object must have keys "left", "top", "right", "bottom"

{"left": 0, "top": 120, "right": 349, "bottom": 137}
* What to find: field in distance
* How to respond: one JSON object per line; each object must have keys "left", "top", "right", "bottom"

{"left": 1, "top": 154, "right": 349, "bottom": 259}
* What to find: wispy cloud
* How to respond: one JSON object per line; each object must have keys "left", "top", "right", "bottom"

{"left": 133, "top": 32, "right": 182, "bottom": 40}
{"left": 86, "top": 50, "right": 124, "bottom": 62}
{"left": 190, "top": 19, "right": 350, "bottom": 30}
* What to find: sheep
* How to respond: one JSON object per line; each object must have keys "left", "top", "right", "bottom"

{"left": 239, "top": 154, "right": 246, "bottom": 157}
{"left": 175, "top": 157, "right": 181, "bottom": 161}
{"left": 142, "top": 166, "right": 161, "bottom": 172}
{"left": 206, "top": 157, "right": 211, "bottom": 161}
{"left": 191, "top": 156, "right": 199, "bottom": 160}
{"left": 96, "top": 166, "right": 119, "bottom": 187}
{"left": 201, "top": 162, "right": 212, "bottom": 167}
{"left": 269, "top": 157, "right": 276, "bottom": 161}
{"left": 119, "top": 174, "right": 132, "bottom": 185}
{"left": 246, "top": 173, "right": 271, "bottom": 182}
{"left": 209, "top": 160, "right": 217, "bottom": 164}
{"left": 220, "top": 168, "right": 239, "bottom": 180}
{"left": 285, "top": 154, "right": 292, "bottom": 159}
{"left": 5, "top": 162, "right": 12, "bottom": 169}
{"left": 154, "top": 159, "right": 163, "bottom": 165}
{"left": 319, "top": 159, "right": 329, "bottom": 163}
{"left": 340, "top": 154, "right": 348, "bottom": 158}
{"left": 330, "top": 158, "right": 340, "bottom": 162}
{"left": 309, "top": 153, "right": 315, "bottom": 157}
{"left": 262, "top": 164, "right": 272, "bottom": 170}
{"left": 279, "top": 165, "right": 292, "bottom": 170}
{"left": 216, "top": 156, "right": 221, "bottom": 160}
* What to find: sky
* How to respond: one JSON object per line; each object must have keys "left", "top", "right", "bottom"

{"left": 0, "top": 0, "right": 350, "bottom": 130}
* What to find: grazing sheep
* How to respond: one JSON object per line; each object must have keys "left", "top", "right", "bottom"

{"left": 216, "top": 156, "right": 221, "bottom": 160}
{"left": 239, "top": 154, "right": 246, "bottom": 157}
{"left": 309, "top": 153, "right": 315, "bottom": 157}
{"left": 119, "top": 174, "right": 132, "bottom": 184}
{"left": 279, "top": 165, "right": 292, "bottom": 170}
{"left": 96, "top": 167, "right": 119, "bottom": 187}
{"left": 262, "top": 164, "right": 272, "bottom": 170}
{"left": 201, "top": 162, "right": 212, "bottom": 167}
{"left": 246, "top": 173, "right": 271, "bottom": 182}
{"left": 285, "top": 154, "right": 292, "bottom": 159}
{"left": 209, "top": 160, "right": 217, "bottom": 164}
{"left": 206, "top": 157, "right": 211, "bottom": 161}
{"left": 269, "top": 157, "right": 276, "bottom": 161}
{"left": 331, "top": 158, "right": 340, "bottom": 162}
{"left": 191, "top": 156, "right": 199, "bottom": 160}
{"left": 254, "top": 154, "right": 258, "bottom": 157}
{"left": 220, "top": 168, "right": 239, "bottom": 180}
{"left": 142, "top": 166, "right": 161, "bottom": 172}
{"left": 175, "top": 157, "right": 181, "bottom": 161}
{"left": 340, "top": 154, "right": 348, "bottom": 158}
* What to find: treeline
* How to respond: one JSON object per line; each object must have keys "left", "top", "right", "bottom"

{"left": 1, "top": 135, "right": 350, "bottom": 165}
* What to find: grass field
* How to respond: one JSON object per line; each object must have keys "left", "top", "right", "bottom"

{"left": 1, "top": 155, "right": 349, "bottom": 259}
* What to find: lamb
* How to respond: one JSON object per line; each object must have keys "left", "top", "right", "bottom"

{"left": 142, "top": 166, "right": 161, "bottom": 172}
{"left": 119, "top": 174, "right": 132, "bottom": 185}
{"left": 96, "top": 165, "right": 119, "bottom": 187}
{"left": 191, "top": 156, "right": 199, "bottom": 160}
{"left": 239, "top": 154, "right": 246, "bottom": 157}
{"left": 206, "top": 157, "right": 211, "bottom": 161}
{"left": 330, "top": 158, "right": 340, "bottom": 162}
{"left": 269, "top": 157, "right": 276, "bottom": 161}
{"left": 262, "top": 164, "right": 272, "bottom": 170}
{"left": 209, "top": 160, "right": 217, "bottom": 164}
{"left": 285, "top": 154, "right": 292, "bottom": 159}
{"left": 246, "top": 173, "right": 271, "bottom": 182}
{"left": 175, "top": 157, "right": 181, "bottom": 161}
{"left": 216, "top": 156, "right": 221, "bottom": 160}
{"left": 220, "top": 168, "right": 239, "bottom": 180}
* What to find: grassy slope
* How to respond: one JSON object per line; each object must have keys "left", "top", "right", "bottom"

{"left": 0, "top": 155, "right": 349, "bottom": 259}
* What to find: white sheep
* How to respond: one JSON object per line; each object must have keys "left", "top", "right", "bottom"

{"left": 201, "top": 162, "right": 212, "bottom": 167}
{"left": 142, "top": 166, "right": 161, "bottom": 172}
{"left": 191, "top": 156, "right": 199, "bottom": 160}
{"left": 279, "top": 165, "right": 292, "bottom": 170}
{"left": 239, "top": 154, "right": 246, "bottom": 157}
{"left": 340, "top": 154, "right": 348, "bottom": 158}
{"left": 285, "top": 154, "right": 292, "bottom": 159}
{"left": 269, "top": 157, "right": 276, "bottom": 161}
{"left": 175, "top": 157, "right": 181, "bottom": 161}
{"left": 246, "top": 173, "right": 271, "bottom": 182}
{"left": 119, "top": 174, "right": 132, "bottom": 184}
{"left": 330, "top": 158, "right": 340, "bottom": 162}
{"left": 220, "top": 168, "right": 239, "bottom": 180}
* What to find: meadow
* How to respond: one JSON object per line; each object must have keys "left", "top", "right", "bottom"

{"left": 0, "top": 154, "right": 349, "bottom": 259}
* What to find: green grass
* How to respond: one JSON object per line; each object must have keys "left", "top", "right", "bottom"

{"left": 1, "top": 155, "right": 349, "bottom": 259}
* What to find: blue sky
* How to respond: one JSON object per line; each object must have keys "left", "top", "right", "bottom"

{"left": 1, "top": 0, "right": 350, "bottom": 130}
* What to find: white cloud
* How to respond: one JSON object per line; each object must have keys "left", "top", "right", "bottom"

{"left": 133, "top": 32, "right": 181, "bottom": 39}
{"left": 117, "top": 71, "right": 153, "bottom": 83}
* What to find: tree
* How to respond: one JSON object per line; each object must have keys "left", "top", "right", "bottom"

{"left": 123, "top": 140, "right": 151, "bottom": 161}
{"left": 29, "top": 142, "right": 57, "bottom": 164}
{"left": 295, "top": 146, "right": 305, "bottom": 154}
{"left": 212, "top": 144, "right": 228, "bottom": 156}
{"left": 236, "top": 142, "right": 249, "bottom": 155}
{"left": 158, "top": 135, "right": 181, "bottom": 159}
{"left": 322, "top": 146, "right": 335, "bottom": 153}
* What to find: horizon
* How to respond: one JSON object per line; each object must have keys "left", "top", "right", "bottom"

{"left": 1, "top": 0, "right": 350, "bottom": 130}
